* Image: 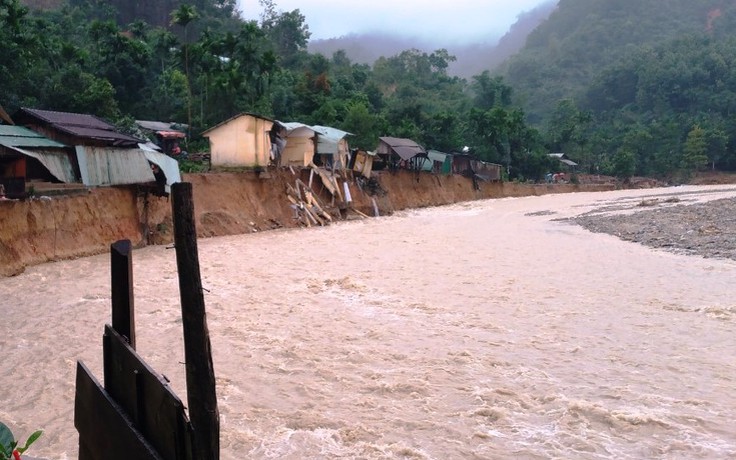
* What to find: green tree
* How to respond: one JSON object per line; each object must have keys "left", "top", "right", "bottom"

{"left": 470, "top": 71, "right": 512, "bottom": 110}
{"left": 682, "top": 125, "right": 709, "bottom": 172}
{"left": 610, "top": 147, "right": 636, "bottom": 181}
{"left": 261, "top": 6, "right": 311, "bottom": 68}
{"left": 342, "top": 101, "right": 383, "bottom": 149}
{"left": 0, "top": 0, "right": 45, "bottom": 109}
{"left": 171, "top": 4, "right": 199, "bottom": 133}
{"left": 87, "top": 20, "right": 152, "bottom": 114}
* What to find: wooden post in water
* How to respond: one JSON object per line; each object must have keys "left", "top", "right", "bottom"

{"left": 171, "top": 182, "right": 219, "bottom": 460}
{"left": 111, "top": 239, "right": 135, "bottom": 349}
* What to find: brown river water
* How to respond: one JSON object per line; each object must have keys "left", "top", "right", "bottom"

{"left": 1, "top": 185, "right": 735, "bottom": 459}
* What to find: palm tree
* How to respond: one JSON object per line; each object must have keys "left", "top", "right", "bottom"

{"left": 171, "top": 4, "right": 199, "bottom": 136}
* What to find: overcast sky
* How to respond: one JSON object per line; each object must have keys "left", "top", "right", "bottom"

{"left": 237, "top": 0, "right": 553, "bottom": 44}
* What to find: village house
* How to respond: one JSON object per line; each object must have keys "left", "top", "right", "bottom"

{"left": 376, "top": 136, "right": 428, "bottom": 170}
{"left": 202, "top": 113, "right": 274, "bottom": 169}
{"left": 450, "top": 150, "right": 475, "bottom": 176}
{"left": 0, "top": 125, "right": 77, "bottom": 198}
{"left": 349, "top": 149, "right": 377, "bottom": 178}
{"left": 422, "top": 149, "right": 453, "bottom": 175}
{"left": 275, "top": 122, "right": 316, "bottom": 167}
{"left": 13, "top": 108, "right": 180, "bottom": 193}
{"left": 449, "top": 149, "right": 502, "bottom": 181}
{"left": 312, "top": 125, "right": 351, "bottom": 172}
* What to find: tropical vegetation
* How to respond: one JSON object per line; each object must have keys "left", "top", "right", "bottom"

{"left": 4, "top": 0, "right": 736, "bottom": 181}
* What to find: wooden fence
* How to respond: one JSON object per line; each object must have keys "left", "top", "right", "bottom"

{"left": 74, "top": 183, "right": 218, "bottom": 460}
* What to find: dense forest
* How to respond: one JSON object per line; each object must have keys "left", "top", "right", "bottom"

{"left": 501, "top": 0, "right": 736, "bottom": 177}
{"left": 4, "top": 0, "right": 736, "bottom": 181}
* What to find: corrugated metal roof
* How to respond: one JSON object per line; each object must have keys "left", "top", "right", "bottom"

{"left": 8, "top": 146, "right": 77, "bottom": 183}
{"left": 393, "top": 146, "right": 426, "bottom": 161}
{"left": 75, "top": 145, "right": 155, "bottom": 186}
{"left": 427, "top": 149, "right": 448, "bottom": 162}
{"left": 137, "top": 120, "right": 173, "bottom": 131}
{"left": 135, "top": 120, "right": 188, "bottom": 132}
{"left": 379, "top": 136, "right": 424, "bottom": 149}
{"left": 143, "top": 150, "right": 181, "bottom": 194}
{"left": 312, "top": 125, "right": 351, "bottom": 141}
{"left": 279, "top": 122, "right": 315, "bottom": 138}
{"left": 379, "top": 137, "right": 427, "bottom": 160}
{"left": 0, "top": 125, "right": 67, "bottom": 148}
{"left": 18, "top": 108, "right": 142, "bottom": 146}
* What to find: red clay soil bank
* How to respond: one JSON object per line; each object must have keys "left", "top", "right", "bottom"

{"left": 0, "top": 169, "right": 614, "bottom": 277}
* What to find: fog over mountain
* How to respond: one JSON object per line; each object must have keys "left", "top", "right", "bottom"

{"left": 308, "top": 1, "right": 557, "bottom": 79}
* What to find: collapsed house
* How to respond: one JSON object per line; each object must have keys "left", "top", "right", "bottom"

{"left": 312, "top": 126, "right": 352, "bottom": 172}
{"left": 349, "top": 149, "right": 377, "bottom": 178}
{"left": 275, "top": 122, "right": 316, "bottom": 167}
{"left": 450, "top": 150, "right": 502, "bottom": 182}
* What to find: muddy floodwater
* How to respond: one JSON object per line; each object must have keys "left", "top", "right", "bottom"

{"left": 1, "top": 185, "right": 735, "bottom": 460}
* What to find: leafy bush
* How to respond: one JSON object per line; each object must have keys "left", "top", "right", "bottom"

{"left": 0, "top": 422, "right": 42, "bottom": 460}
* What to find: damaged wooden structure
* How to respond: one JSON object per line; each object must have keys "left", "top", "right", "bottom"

{"left": 284, "top": 163, "right": 371, "bottom": 226}
{"left": 74, "top": 183, "right": 219, "bottom": 460}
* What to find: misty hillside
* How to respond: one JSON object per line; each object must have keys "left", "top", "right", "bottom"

{"left": 500, "top": 0, "right": 736, "bottom": 123}
{"left": 308, "top": 1, "right": 557, "bottom": 79}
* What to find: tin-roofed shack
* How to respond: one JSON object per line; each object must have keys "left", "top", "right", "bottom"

{"left": 449, "top": 150, "right": 502, "bottom": 187}
{"left": 13, "top": 108, "right": 158, "bottom": 188}
{"left": 276, "top": 122, "right": 316, "bottom": 167}
{"left": 421, "top": 150, "right": 452, "bottom": 175}
{"left": 312, "top": 125, "right": 352, "bottom": 171}
{"left": 0, "top": 125, "right": 78, "bottom": 198}
{"left": 377, "top": 137, "right": 428, "bottom": 171}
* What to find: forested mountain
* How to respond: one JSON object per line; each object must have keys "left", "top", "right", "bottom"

{"left": 501, "top": 0, "right": 736, "bottom": 123}
{"left": 496, "top": 0, "right": 736, "bottom": 178}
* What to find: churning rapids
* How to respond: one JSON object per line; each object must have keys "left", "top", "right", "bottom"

{"left": 1, "top": 185, "right": 735, "bottom": 460}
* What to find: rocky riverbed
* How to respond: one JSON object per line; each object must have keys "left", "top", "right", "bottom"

{"left": 566, "top": 191, "right": 736, "bottom": 261}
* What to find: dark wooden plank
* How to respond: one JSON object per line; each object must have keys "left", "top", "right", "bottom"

{"left": 171, "top": 182, "right": 220, "bottom": 460}
{"left": 110, "top": 239, "right": 135, "bottom": 349}
{"left": 103, "top": 325, "right": 194, "bottom": 460}
{"left": 74, "top": 361, "right": 163, "bottom": 460}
